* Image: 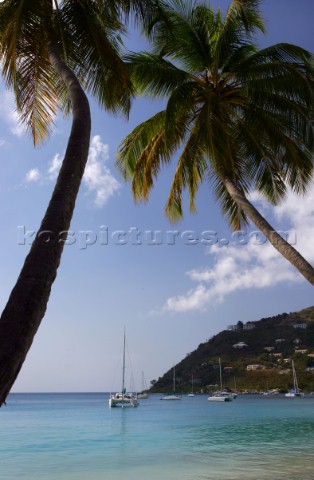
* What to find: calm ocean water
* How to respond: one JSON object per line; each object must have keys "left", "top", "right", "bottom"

{"left": 1, "top": 393, "right": 314, "bottom": 480}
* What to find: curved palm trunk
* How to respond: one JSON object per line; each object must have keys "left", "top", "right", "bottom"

{"left": 223, "top": 177, "right": 314, "bottom": 286}
{"left": 0, "top": 38, "right": 91, "bottom": 406}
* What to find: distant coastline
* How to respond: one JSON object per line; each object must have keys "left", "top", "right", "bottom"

{"left": 151, "top": 305, "right": 314, "bottom": 394}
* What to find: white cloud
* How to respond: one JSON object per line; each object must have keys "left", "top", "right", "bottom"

{"left": 25, "top": 168, "right": 41, "bottom": 183}
{"left": 0, "top": 138, "right": 5, "bottom": 147}
{"left": 273, "top": 188, "right": 314, "bottom": 262}
{"left": 83, "top": 135, "right": 120, "bottom": 207}
{"left": 48, "top": 153, "right": 63, "bottom": 180}
{"left": 26, "top": 135, "right": 120, "bottom": 207}
{"left": 0, "top": 91, "right": 26, "bottom": 137}
{"left": 162, "top": 186, "right": 314, "bottom": 313}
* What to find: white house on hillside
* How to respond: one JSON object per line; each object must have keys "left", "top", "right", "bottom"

{"left": 247, "top": 364, "right": 265, "bottom": 371}
{"left": 226, "top": 325, "right": 239, "bottom": 331}
{"left": 233, "top": 342, "right": 248, "bottom": 349}
{"left": 243, "top": 323, "right": 255, "bottom": 330}
{"left": 264, "top": 346, "right": 274, "bottom": 352}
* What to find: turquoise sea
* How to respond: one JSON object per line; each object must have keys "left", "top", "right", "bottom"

{"left": 1, "top": 393, "right": 314, "bottom": 480}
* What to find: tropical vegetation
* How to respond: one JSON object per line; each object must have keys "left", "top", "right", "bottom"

{"left": 0, "top": 0, "right": 163, "bottom": 406}
{"left": 117, "top": 0, "right": 314, "bottom": 284}
{"left": 0, "top": 0, "right": 313, "bottom": 406}
{"left": 151, "top": 305, "right": 314, "bottom": 393}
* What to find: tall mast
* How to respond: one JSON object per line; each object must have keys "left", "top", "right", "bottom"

{"left": 122, "top": 327, "right": 126, "bottom": 399}
{"left": 142, "top": 371, "right": 145, "bottom": 391}
{"left": 219, "top": 358, "right": 223, "bottom": 392}
{"left": 173, "top": 365, "right": 175, "bottom": 393}
{"left": 292, "top": 360, "right": 299, "bottom": 392}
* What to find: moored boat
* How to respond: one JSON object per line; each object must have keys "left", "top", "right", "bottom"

{"left": 208, "top": 359, "right": 233, "bottom": 402}
{"left": 137, "top": 371, "right": 149, "bottom": 399}
{"left": 161, "top": 365, "right": 182, "bottom": 400}
{"left": 109, "top": 328, "right": 139, "bottom": 408}
{"left": 109, "top": 391, "right": 139, "bottom": 408}
{"left": 187, "top": 374, "right": 195, "bottom": 397}
{"left": 285, "top": 361, "right": 302, "bottom": 398}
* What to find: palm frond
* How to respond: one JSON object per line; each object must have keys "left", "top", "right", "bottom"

{"left": 119, "top": 0, "right": 170, "bottom": 36}
{"left": 116, "top": 110, "right": 169, "bottom": 190}
{"left": 51, "top": 70, "right": 72, "bottom": 117}
{"left": 147, "top": 0, "right": 217, "bottom": 73}
{"left": 221, "top": 43, "right": 257, "bottom": 74}
{"left": 60, "top": 0, "right": 132, "bottom": 116}
{"left": 16, "top": 53, "right": 57, "bottom": 145}
{"left": 212, "top": 175, "right": 249, "bottom": 230}
{"left": 124, "top": 52, "right": 191, "bottom": 97}
{"left": 224, "top": 0, "right": 265, "bottom": 36}
{"left": 119, "top": 0, "right": 314, "bottom": 230}
{"left": 0, "top": 0, "right": 58, "bottom": 144}
{"left": 131, "top": 129, "right": 167, "bottom": 202}
{"left": 165, "top": 120, "right": 208, "bottom": 221}
{"left": 238, "top": 42, "right": 314, "bottom": 71}
{"left": 213, "top": 0, "right": 264, "bottom": 75}
{"left": 164, "top": 81, "right": 206, "bottom": 144}
{"left": 238, "top": 101, "right": 313, "bottom": 201}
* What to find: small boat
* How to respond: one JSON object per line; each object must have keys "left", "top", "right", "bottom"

{"left": 161, "top": 393, "right": 182, "bottom": 400}
{"left": 137, "top": 371, "right": 149, "bottom": 399}
{"left": 109, "top": 391, "right": 139, "bottom": 407}
{"left": 187, "top": 374, "right": 195, "bottom": 397}
{"left": 263, "top": 381, "right": 277, "bottom": 396}
{"left": 208, "top": 359, "right": 233, "bottom": 402}
{"left": 222, "top": 389, "right": 237, "bottom": 399}
{"left": 285, "top": 361, "right": 302, "bottom": 398}
{"left": 232, "top": 376, "right": 238, "bottom": 399}
{"left": 137, "top": 392, "right": 148, "bottom": 399}
{"left": 263, "top": 388, "right": 279, "bottom": 396}
{"left": 109, "top": 328, "right": 139, "bottom": 408}
{"left": 161, "top": 365, "right": 181, "bottom": 400}
{"left": 208, "top": 393, "right": 231, "bottom": 402}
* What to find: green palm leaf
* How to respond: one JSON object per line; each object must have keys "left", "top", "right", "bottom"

{"left": 59, "top": 0, "right": 132, "bottom": 115}
{"left": 117, "top": 110, "right": 169, "bottom": 202}
{"left": 165, "top": 118, "right": 208, "bottom": 221}
{"left": 0, "top": 0, "right": 58, "bottom": 144}
{"left": 118, "top": 0, "right": 314, "bottom": 284}
{"left": 125, "top": 52, "right": 191, "bottom": 96}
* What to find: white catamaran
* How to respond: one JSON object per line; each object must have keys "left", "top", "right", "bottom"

{"left": 208, "top": 358, "right": 233, "bottom": 402}
{"left": 109, "top": 329, "right": 139, "bottom": 408}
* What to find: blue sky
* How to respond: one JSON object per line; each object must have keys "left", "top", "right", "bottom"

{"left": 0, "top": 0, "right": 313, "bottom": 393}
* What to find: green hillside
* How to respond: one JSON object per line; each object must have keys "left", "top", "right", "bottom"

{"left": 151, "top": 306, "right": 314, "bottom": 393}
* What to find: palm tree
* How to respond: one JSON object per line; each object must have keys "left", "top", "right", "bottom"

{"left": 117, "top": 0, "right": 314, "bottom": 285}
{"left": 0, "top": 0, "right": 164, "bottom": 406}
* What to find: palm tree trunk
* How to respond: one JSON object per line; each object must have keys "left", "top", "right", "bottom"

{"left": 0, "top": 37, "right": 91, "bottom": 406}
{"left": 223, "top": 176, "right": 314, "bottom": 286}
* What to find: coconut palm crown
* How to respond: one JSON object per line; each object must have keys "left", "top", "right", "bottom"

{"left": 117, "top": 0, "right": 314, "bottom": 284}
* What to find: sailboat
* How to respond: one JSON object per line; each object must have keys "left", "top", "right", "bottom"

{"left": 187, "top": 374, "right": 195, "bottom": 397}
{"left": 109, "top": 328, "right": 139, "bottom": 408}
{"left": 161, "top": 365, "right": 182, "bottom": 400}
{"left": 208, "top": 358, "right": 233, "bottom": 402}
{"left": 285, "top": 361, "right": 302, "bottom": 397}
{"left": 263, "top": 380, "right": 279, "bottom": 396}
{"left": 137, "top": 371, "right": 149, "bottom": 399}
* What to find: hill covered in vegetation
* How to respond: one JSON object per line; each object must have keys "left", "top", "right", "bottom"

{"left": 151, "top": 306, "right": 314, "bottom": 393}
